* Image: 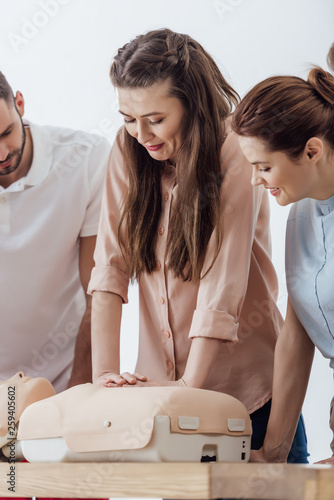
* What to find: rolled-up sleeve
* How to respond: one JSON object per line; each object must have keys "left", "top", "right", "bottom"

{"left": 88, "top": 128, "right": 130, "bottom": 303}
{"left": 188, "top": 130, "right": 266, "bottom": 342}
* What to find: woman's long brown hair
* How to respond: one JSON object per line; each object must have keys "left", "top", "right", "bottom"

{"left": 110, "top": 29, "right": 239, "bottom": 281}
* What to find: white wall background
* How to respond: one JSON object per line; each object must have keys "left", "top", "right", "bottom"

{"left": 1, "top": 0, "right": 333, "bottom": 468}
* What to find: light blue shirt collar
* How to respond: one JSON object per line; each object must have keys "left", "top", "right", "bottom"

{"left": 316, "top": 194, "right": 334, "bottom": 216}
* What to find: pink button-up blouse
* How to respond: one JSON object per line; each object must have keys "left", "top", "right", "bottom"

{"left": 88, "top": 126, "right": 283, "bottom": 413}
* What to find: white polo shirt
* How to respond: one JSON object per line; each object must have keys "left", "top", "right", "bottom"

{"left": 0, "top": 121, "right": 110, "bottom": 392}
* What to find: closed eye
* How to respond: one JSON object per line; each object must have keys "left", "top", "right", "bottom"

{"left": 1, "top": 128, "right": 13, "bottom": 137}
{"left": 123, "top": 118, "right": 164, "bottom": 126}
{"left": 258, "top": 167, "right": 271, "bottom": 172}
{"left": 149, "top": 119, "right": 163, "bottom": 125}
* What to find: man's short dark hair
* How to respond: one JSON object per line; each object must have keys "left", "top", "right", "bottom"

{"left": 0, "top": 72, "right": 15, "bottom": 106}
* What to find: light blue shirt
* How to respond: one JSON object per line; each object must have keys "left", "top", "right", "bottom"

{"left": 286, "top": 195, "right": 334, "bottom": 369}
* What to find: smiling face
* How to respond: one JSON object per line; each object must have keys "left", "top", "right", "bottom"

{"left": 117, "top": 79, "right": 187, "bottom": 163}
{"left": 238, "top": 136, "right": 324, "bottom": 206}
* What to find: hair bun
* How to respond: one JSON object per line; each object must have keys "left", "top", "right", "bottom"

{"left": 327, "top": 43, "right": 334, "bottom": 73}
{"left": 307, "top": 66, "right": 334, "bottom": 106}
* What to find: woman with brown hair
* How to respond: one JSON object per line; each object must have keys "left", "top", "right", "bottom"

{"left": 88, "top": 28, "right": 307, "bottom": 461}
{"left": 232, "top": 66, "right": 334, "bottom": 464}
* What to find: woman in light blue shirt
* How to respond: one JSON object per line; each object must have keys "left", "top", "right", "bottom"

{"left": 232, "top": 66, "right": 334, "bottom": 464}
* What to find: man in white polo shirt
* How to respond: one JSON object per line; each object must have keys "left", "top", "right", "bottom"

{"left": 0, "top": 72, "right": 110, "bottom": 392}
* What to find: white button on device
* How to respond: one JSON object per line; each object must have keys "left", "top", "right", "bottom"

{"left": 227, "top": 418, "right": 246, "bottom": 431}
{"left": 178, "top": 416, "right": 200, "bottom": 430}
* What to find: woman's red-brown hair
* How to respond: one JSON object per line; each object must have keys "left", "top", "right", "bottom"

{"left": 232, "top": 66, "right": 334, "bottom": 158}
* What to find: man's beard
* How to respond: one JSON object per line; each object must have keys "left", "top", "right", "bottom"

{"left": 0, "top": 119, "right": 26, "bottom": 177}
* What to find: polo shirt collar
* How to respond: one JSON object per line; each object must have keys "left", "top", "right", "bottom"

{"left": 24, "top": 120, "right": 53, "bottom": 187}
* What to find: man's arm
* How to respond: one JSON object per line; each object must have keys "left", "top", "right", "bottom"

{"left": 67, "top": 235, "right": 96, "bottom": 387}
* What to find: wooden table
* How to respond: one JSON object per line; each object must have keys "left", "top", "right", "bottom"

{"left": 0, "top": 462, "right": 334, "bottom": 499}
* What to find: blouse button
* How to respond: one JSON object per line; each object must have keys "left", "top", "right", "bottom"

{"left": 164, "top": 330, "right": 171, "bottom": 338}
{"left": 155, "top": 261, "right": 161, "bottom": 270}
{"left": 167, "top": 361, "right": 174, "bottom": 370}
{"left": 158, "top": 296, "right": 165, "bottom": 305}
{"left": 164, "top": 192, "right": 169, "bottom": 201}
{"left": 159, "top": 226, "right": 165, "bottom": 235}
